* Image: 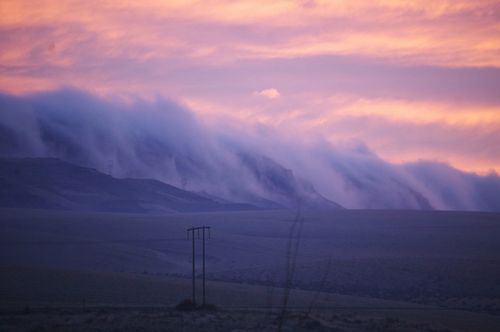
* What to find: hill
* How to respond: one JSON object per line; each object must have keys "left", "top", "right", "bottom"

{"left": 0, "top": 158, "right": 256, "bottom": 213}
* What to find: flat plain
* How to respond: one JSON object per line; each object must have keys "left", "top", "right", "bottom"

{"left": 1, "top": 208, "right": 500, "bottom": 331}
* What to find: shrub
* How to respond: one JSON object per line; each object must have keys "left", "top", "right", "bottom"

{"left": 175, "top": 299, "right": 196, "bottom": 311}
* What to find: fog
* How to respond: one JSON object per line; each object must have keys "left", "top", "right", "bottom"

{"left": 1, "top": 89, "right": 499, "bottom": 211}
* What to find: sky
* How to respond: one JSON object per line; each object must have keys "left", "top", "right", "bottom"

{"left": 1, "top": 0, "right": 499, "bottom": 173}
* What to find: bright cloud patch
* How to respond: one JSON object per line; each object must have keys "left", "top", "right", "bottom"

{"left": 254, "top": 88, "right": 280, "bottom": 99}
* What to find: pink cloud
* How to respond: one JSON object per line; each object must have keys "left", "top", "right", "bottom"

{"left": 253, "top": 88, "right": 280, "bottom": 99}
{"left": 0, "top": 0, "right": 499, "bottom": 172}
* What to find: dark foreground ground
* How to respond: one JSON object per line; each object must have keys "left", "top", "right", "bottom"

{"left": 3, "top": 266, "right": 500, "bottom": 331}
{"left": 0, "top": 306, "right": 471, "bottom": 332}
{"left": 1, "top": 208, "right": 500, "bottom": 331}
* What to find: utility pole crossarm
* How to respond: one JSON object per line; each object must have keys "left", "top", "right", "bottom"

{"left": 187, "top": 226, "right": 211, "bottom": 232}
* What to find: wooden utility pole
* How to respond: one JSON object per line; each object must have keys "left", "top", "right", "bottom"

{"left": 187, "top": 226, "right": 211, "bottom": 306}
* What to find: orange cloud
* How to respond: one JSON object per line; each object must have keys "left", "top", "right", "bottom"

{"left": 330, "top": 98, "right": 500, "bottom": 126}
{"left": 315, "top": 98, "right": 500, "bottom": 174}
{"left": 183, "top": 93, "right": 500, "bottom": 173}
{"left": 1, "top": 0, "right": 499, "bottom": 68}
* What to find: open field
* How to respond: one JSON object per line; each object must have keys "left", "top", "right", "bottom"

{"left": 2, "top": 266, "right": 500, "bottom": 331}
{"left": 1, "top": 208, "right": 500, "bottom": 330}
{"left": 1, "top": 306, "right": 482, "bottom": 332}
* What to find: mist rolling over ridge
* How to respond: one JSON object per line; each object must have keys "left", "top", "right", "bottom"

{"left": 3, "top": 3, "right": 500, "bottom": 331}
{"left": 1, "top": 89, "right": 499, "bottom": 211}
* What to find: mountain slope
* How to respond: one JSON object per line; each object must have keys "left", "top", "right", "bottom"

{"left": 2, "top": 89, "right": 500, "bottom": 211}
{"left": 0, "top": 158, "right": 256, "bottom": 213}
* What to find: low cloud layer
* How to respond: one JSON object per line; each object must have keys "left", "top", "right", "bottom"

{"left": 1, "top": 2, "right": 499, "bottom": 175}
{"left": 1, "top": 89, "right": 499, "bottom": 211}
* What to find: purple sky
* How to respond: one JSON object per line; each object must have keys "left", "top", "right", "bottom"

{"left": 1, "top": 0, "right": 499, "bottom": 172}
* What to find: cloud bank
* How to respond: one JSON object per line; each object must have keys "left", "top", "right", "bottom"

{"left": 1, "top": 1, "right": 499, "bottom": 174}
{"left": 1, "top": 89, "right": 499, "bottom": 211}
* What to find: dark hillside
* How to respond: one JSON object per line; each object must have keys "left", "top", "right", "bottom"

{"left": 0, "top": 158, "right": 255, "bottom": 213}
